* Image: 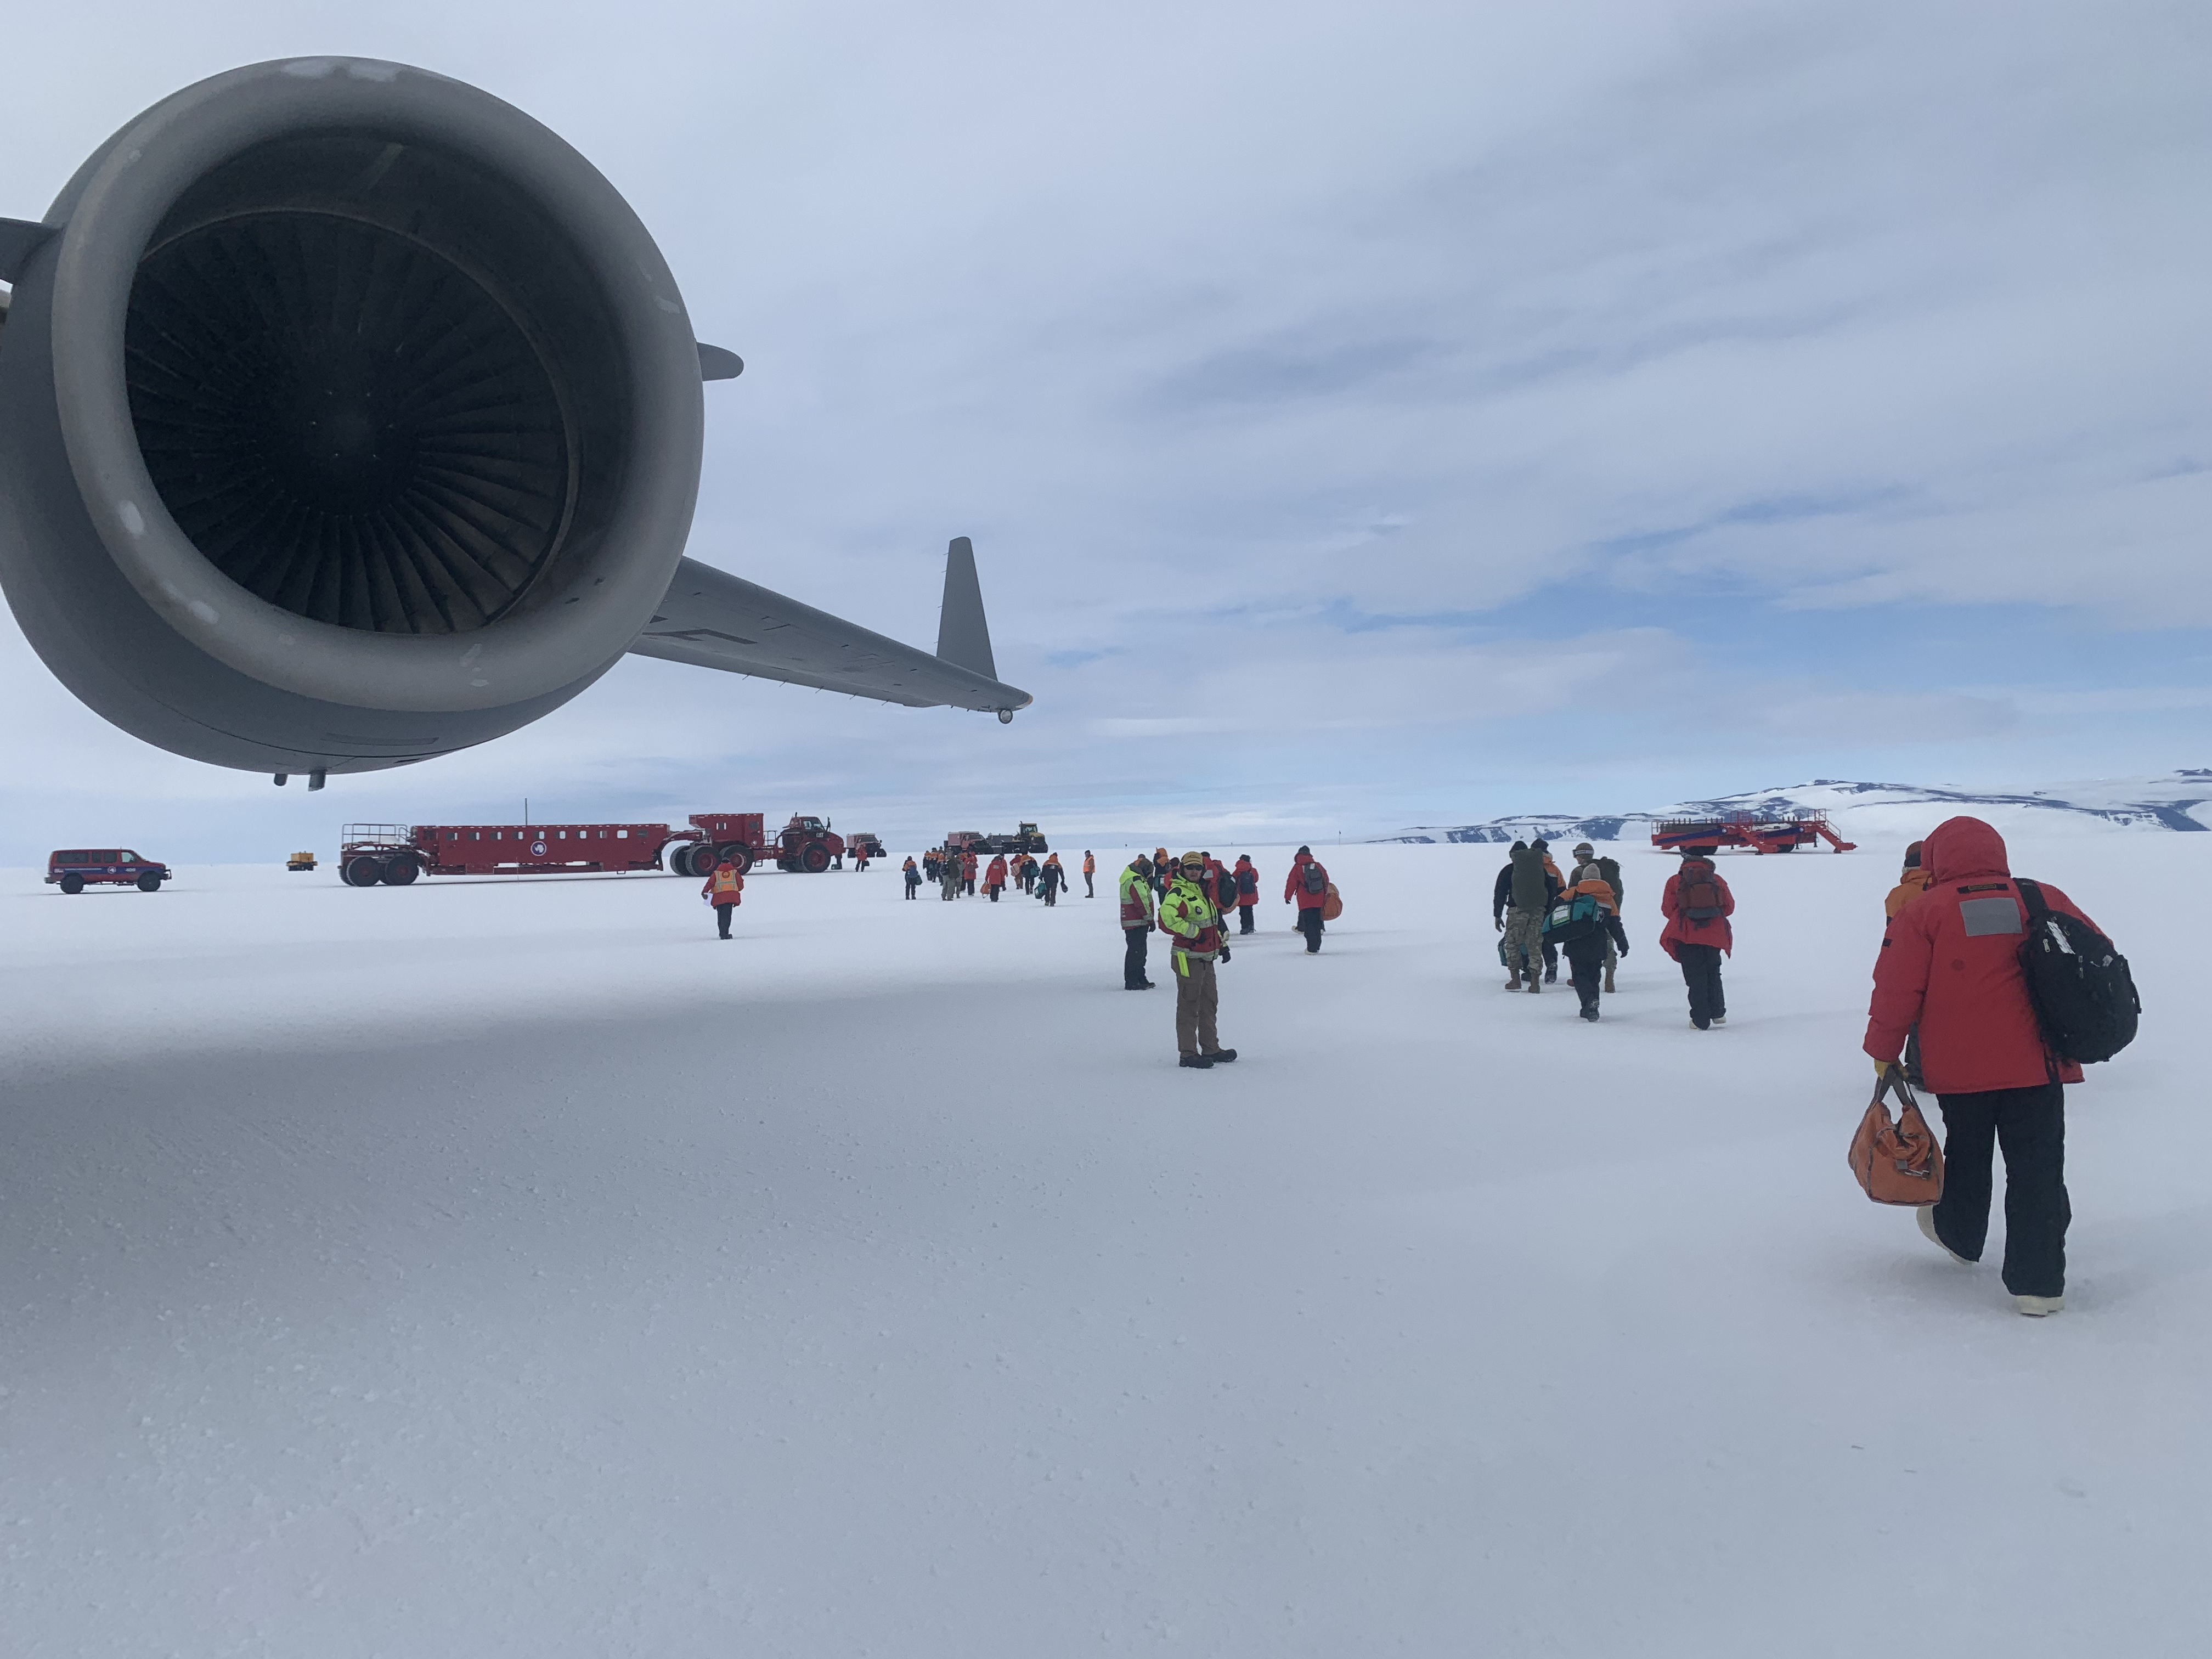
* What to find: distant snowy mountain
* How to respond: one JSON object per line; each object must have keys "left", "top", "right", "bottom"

{"left": 1378, "top": 771, "right": 2212, "bottom": 844}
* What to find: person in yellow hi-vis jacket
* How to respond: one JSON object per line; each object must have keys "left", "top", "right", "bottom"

{"left": 1160, "top": 851, "right": 1238, "bottom": 1069}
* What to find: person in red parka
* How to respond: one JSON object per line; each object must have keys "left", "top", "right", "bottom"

{"left": 1233, "top": 854, "right": 1259, "bottom": 934}
{"left": 1864, "top": 815, "right": 2102, "bottom": 1314}
{"left": 1659, "top": 849, "right": 1734, "bottom": 1029}
{"left": 985, "top": 853, "right": 1008, "bottom": 901}
{"left": 1284, "top": 845, "right": 1329, "bottom": 953}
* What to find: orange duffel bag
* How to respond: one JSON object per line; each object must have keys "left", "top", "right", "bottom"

{"left": 1321, "top": 882, "right": 1343, "bottom": 922}
{"left": 1849, "top": 1068, "right": 1944, "bottom": 1205}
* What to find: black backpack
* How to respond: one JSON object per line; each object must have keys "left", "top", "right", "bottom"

{"left": 2015, "top": 879, "right": 2139, "bottom": 1065}
{"left": 1302, "top": 861, "right": 1328, "bottom": 894}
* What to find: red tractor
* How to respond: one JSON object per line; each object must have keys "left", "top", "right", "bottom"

{"left": 771, "top": 814, "right": 846, "bottom": 873}
{"left": 671, "top": 812, "right": 766, "bottom": 878}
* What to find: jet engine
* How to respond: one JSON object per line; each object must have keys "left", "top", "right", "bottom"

{"left": 0, "top": 58, "right": 713, "bottom": 778}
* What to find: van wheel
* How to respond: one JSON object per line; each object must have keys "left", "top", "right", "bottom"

{"left": 59, "top": 873, "right": 84, "bottom": 894}
{"left": 136, "top": 873, "right": 163, "bottom": 893}
{"left": 382, "top": 857, "right": 419, "bottom": 885}
{"left": 343, "top": 855, "right": 387, "bottom": 887}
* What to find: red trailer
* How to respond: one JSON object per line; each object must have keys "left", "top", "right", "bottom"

{"left": 1651, "top": 811, "right": 1857, "bottom": 855}
{"left": 338, "top": 821, "right": 695, "bottom": 887}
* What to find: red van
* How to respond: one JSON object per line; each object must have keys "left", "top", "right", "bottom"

{"left": 46, "top": 849, "right": 170, "bottom": 894}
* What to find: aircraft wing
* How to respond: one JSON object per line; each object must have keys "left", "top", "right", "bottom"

{"left": 625, "top": 538, "right": 1032, "bottom": 716}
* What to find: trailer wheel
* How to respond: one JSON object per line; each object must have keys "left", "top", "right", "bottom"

{"left": 383, "top": 857, "right": 420, "bottom": 885}
{"left": 59, "top": 873, "right": 84, "bottom": 894}
{"left": 801, "top": 842, "right": 832, "bottom": 874}
{"left": 136, "top": 872, "right": 163, "bottom": 893}
{"left": 719, "top": 844, "right": 754, "bottom": 875}
{"left": 343, "top": 855, "right": 387, "bottom": 887}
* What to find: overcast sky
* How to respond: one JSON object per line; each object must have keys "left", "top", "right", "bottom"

{"left": 2, "top": 1, "right": 2205, "bottom": 861}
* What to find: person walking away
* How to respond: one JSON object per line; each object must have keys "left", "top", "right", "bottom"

{"left": 903, "top": 855, "right": 921, "bottom": 899}
{"left": 1492, "top": 842, "right": 1523, "bottom": 979}
{"left": 985, "top": 853, "right": 1008, "bottom": 901}
{"left": 923, "top": 849, "right": 939, "bottom": 883}
{"left": 1120, "top": 856, "right": 1159, "bottom": 989}
{"left": 1162, "top": 851, "right": 1237, "bottom": 1066}
{"left": 1883, "top": 838, "right": 1933, "bottom": 1081}
{"left": 1885, "top": 840, "right": 1931, "bottom": 919}
{"left": 1536, "top": 840, "right": 1564, "bottom": 983}
{"left": 1284, "top": 845, "right": 1330, "bottom": 953}
{"left": 1501, "top": 839, "right": 1551, "bottom": 991}
{"left": 1083, "top": 850, "right": 1097, "bottom": 898}
{"left": 1864, "top": 816, "right": 2108, "bottom": 1316}
{"left": 1039, "top": 853, "right": 1066, "bottom": 906}
{"left": 1554, "top": 863, "right": 1630, "bottom": 1020}
{"left": 1660, "top": 849, "right": 1734, "bottom": 1028}
{"left": 1573, "top": 840, "right": 1627, "bottom": 993}
{"left": 1233, "top": 854, "right": 1259, "bottom": 934}
{"left": 701, "top": 854, "right": 746, "bottom": 939}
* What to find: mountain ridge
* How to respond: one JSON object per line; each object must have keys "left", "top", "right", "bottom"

{"left": 1376, "top": 771, "right": 2212, "bottom": 844}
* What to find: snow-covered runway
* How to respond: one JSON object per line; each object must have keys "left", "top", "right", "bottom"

{"left": 3, "top": 838, "right": 2204, "bottom": 1654}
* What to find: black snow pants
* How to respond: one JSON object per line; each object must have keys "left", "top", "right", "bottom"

{"left": 1124, "top": 926, "right": 1152, "bottom": 988}
{"left": 1296, "top": 907, "right": 1323, "bottom": 952}
{"left": 1238, "top": 902, "right": 1255, "bottom": 934}
{"left": 1931, "top": 1082, "right": 2069, "bottom": 1298}
{"left": 714, "top": 901, "right": 736, "bottom": 939}
{"left": 1564, "top": 934, "right": 1607, "bottom": 1014}
{"left": 1675, "top": 942, "right": 1725, "bottom": 1028}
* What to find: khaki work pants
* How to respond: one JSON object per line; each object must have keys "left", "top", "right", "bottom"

{"left": 1173, "top": 952, "right": 1221, "bottom": 1056}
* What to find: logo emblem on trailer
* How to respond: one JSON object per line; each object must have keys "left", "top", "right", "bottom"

{"left": 531, "top": 840, "right": 547, "bottom": 856}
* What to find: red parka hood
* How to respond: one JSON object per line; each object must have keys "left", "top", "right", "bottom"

{"left": 1923, "top": 816, "right": 2010, "bottom": 884}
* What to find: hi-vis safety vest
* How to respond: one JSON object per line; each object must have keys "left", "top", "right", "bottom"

{"left": 710, "top": 865, "right": 743, "bottom": 901}
{"left": 1119, "top": 866, "right": 1156, "bottom": 928}
{"left": 1160, "top": 878, "right": 1224, "bottom": 971}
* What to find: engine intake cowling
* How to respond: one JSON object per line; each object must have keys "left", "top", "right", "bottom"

{"left": 0, "top": 58, "right": 706, "bottom": 774}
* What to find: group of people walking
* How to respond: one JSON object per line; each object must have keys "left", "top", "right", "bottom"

{"left": 1116, "top": 845, "right": 1335, "bottom": 1067}
{"left": 1490, "top": 835, "right": 1735, "bottom": 1029}
{"left": 901, "top": 848, "right": 1097, "bottom": 906}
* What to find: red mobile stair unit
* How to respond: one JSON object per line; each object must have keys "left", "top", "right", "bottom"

{"left": 1650, "top": 810, "right": 1858, "bottom": 855}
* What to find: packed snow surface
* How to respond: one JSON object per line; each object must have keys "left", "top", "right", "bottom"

{"left": 2, "top": 836, "right": 2205, "bottom": 1655}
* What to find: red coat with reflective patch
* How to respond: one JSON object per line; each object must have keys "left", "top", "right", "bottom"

{"left": 1864, "top": 816, "right": 2096, "bottom": 1093}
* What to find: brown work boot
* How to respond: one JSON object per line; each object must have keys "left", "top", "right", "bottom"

{"left": 1503, "top": 973, "right": 1522, "bottom": 990}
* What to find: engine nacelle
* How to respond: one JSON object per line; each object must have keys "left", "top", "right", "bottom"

{"left": 0, "top": 58, "right": 706, "bottom": 774}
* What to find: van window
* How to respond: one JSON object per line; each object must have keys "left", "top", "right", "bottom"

{"left": 120, "top": 851, "right": 139, "bottom": 862}
{"left": 616, "top": 830, "right": 629, "bottom": 839}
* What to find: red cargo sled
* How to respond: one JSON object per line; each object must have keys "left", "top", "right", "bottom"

{"left": 338, "top": 822, "right": 691, "bottom": 887}
{"left": 1651, "top": 810, "right": 1857, "bottom": 855}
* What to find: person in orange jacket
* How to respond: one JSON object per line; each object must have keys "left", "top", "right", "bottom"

{"left": 961, "top": 849, "right": 978, "bottom": 896}
{"left": 1885, "top": 840, "right": 1932, "bottom": 919}
{"left": 985, "top": 853, "right": 1008, "bottom": 900}
{"left": 701, "top": 854, "right": 745, "bottom": 939}
{"left": 1082, "top": 849, "right": 1097, "bottom": 898}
